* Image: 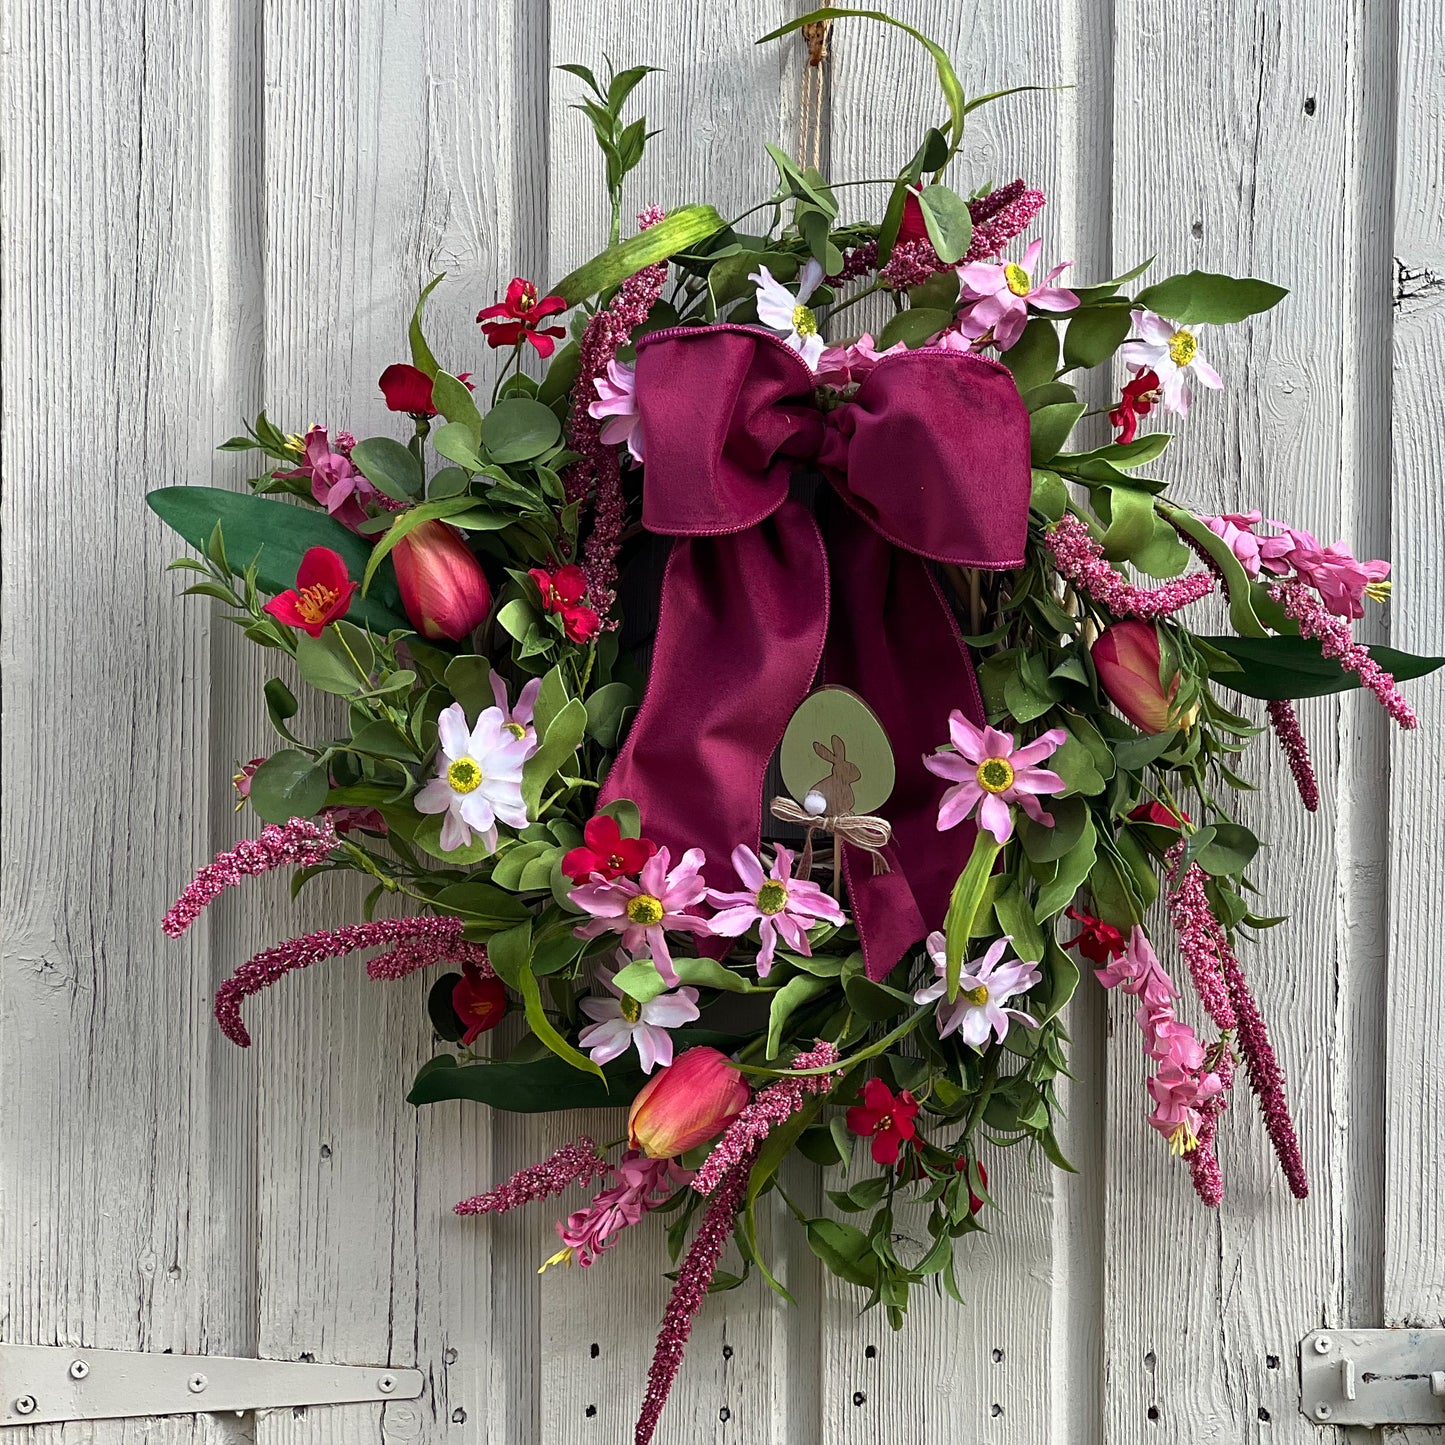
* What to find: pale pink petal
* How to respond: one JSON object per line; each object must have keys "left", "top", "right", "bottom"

{"left": 936, "top": 781, "right": 982, "bottom": 831}
{"left": 643, "top": 989, "right": 701, "bottom": 1029}
{"left": 1010, "top": 729, "right": 1067, "bottom": 768}
{"left": 731, "top": 845, "right": 767, "bottom": 891}
{"left": 923, "top": 749, "right": 974, "bottom": 783}
{"left": 978, "top": 791, "right": 1014, "bottom": 843}
{"left": 414, "top": 777, "right": 454, "bottom": 815}
{"left": 981, "top": 725, "right": 1016, "bottom": 758}
{"left": 439, "top": 808, "right": 471, "bottom": 853}
{"left": 1010, "top": 766, "right": 1065, "bottom": 796}
{"left": 946, "top": 709, "right": 987, "bottom": 760}
{"left": 633, "top": 1024, "right": 662, "bottom": 1074}
{"left": 1193, "top": 355, "right": 1224, "bottom": 389}
{"left": 755, "top": 921, "right": 779, "bottom": 975}
{"left": 436, "top": 704, "right": 471, "bottom": 758}
{"left": 578, "top": 1018, "right": 636, "bottom": 1064}
{"left": 579, "top": 995, "right": 623, "bottom": 1022}
{"left": 1020, "top": 237, "right": 1043, "bottom": 272}
{"left": 957, "top": 261, "right": 1007, "bottom": 295}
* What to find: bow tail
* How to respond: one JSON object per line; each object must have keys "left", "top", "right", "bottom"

{"left": 822, "top": 509, "right": 988, "bottom": 981}
{"left": 600, "top": 500, "right": 830, "bottom": 896}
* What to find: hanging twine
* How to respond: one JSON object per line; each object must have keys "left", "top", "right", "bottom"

{"left": 797, "top": 21, "right": 832, "bottom": 173}
{"left": 770, "top": 795, "right": 892, "bottom": 878}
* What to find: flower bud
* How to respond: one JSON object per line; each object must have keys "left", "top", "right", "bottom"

{"left": 627, "top": 1046, "right": 750, "bottom": 1159}
{"left": 1091, "top": 620, "right": 1194, "bottom": 734}
{"left": 391, "top": 519, "right": 491, "bottom": 641}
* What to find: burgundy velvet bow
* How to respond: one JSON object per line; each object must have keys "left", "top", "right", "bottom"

{"left": 600, "top": 324, "right": 1033, "bottom": 980}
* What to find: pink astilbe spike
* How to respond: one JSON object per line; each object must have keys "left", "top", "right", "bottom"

{"left": 213, "top": 916, "right": 487, "bottom": 1047}
{"left": 162, "top": 817, "right": 339, "bottom": 938}
{"left": 454, "top": 1136, "right": 609, "bottom": 1217}
{"left": 1186, "top": 1046, "right": 1235, "bottom": 1208}
{"left": 691, "top": 1041, "right": 840, "bottom": 1196}
{"left": 1045, "top": 514, "right": 1216, "bottom": 619}
{"left": 1269, "top": 579, "right": 1418, "bottom": 728}
{"left": 1265, "top": 698, "right": 1320, "bottom": 812}
{"left": 1163, "top": 845, "right": 1238, "bottom": 1031}
{"left": 635, "top": 1149, "right": 756, "bottom": 1445}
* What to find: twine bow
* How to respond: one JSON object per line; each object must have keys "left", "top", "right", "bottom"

{"left": 769, "top": 796, "right": 893, "bottom": 879}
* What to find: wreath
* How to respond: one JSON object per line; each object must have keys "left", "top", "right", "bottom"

{"left": 149, "top": 11, "right": 1439, "bottom": 1440}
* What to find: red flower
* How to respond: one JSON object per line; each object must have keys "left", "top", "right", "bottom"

{"left": 1127, "top": 801, "right": 1190, "bottom": 829}
{"left": 476, "top": 278, "right": 568, "bottom": 359}
{"left": 954, "top": 1156, "right": 990, "bottom": 1214}
{"left": 896, "top": 187, "right": 930, "bottom": 245}
{"left": 1064, "top": 906, "right": 1126, "bottom": 965}
{"left": 378, "top": 363, "right": 474, "bottom": 418}
{"left": 452, "top": 963, "right": 507, "bottom": 1045}
{"left": 262, "top": 546, "right": 358, "bottom": 638}
{"left": 845, "top": 1077, "right": 920, "bottom": 1166}
{"left": 529, "top": 565, "right": 601, "bottom": 644}
{"left": 392, "top": 519, "right": 492, "bottom": 641}
{"left": 1107, "top": 369, "right": 1162, "bottom": 444}
{"left": 561, "top": 813, "right": 659, "bottom": 883}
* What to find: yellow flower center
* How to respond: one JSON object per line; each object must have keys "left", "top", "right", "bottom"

{"left": 538, "top": 1245, "right": 575, "bottom": 1273}
{"left": 446, "top": 757, "right": 483, "bottom": 794}
{"left": 1169, "top": 1122, "right": 1199, "bottom": 1156}
{"left": 1366, "top": 579, "right": 1392, "bottom": 604}
{"left": 975, "top": 757, "right": 1015, "bottom": 794}
{"left": 620, "top": 994, "right": 643, "bottom": 1023}
{"left": 1004, "top": 263, "right": 1032, "bottom": 297}
{"left": 295, "top": 581, "right": 341, "bottom": 626}
{"left": 961, "top": 982, "right": 990, "bottom": 1007}
{"left": 626, "top": 894, "right": 665, "bottom": 927}
{"left": 502, "top": 720, "right": 527, "bottom": 740}
{"left": 756, "top": 880, "right": 789, "bottom": 916}
{"left": 791, "top": 303, "right": 819, "bottom": 337}
{"left": 1167, "top": 328, "right": 1198, "bottom": 366}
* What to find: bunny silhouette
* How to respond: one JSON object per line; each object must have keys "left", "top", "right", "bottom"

{"left": 805, "top": 734, "right": 862, "bottom": 817}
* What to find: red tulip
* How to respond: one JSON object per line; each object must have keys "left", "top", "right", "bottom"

{"left": 390, "top": 520, "right": 492, "bottom": 641}
{"left": 627, "top": 1047, "right": 750, "bottom": 1159}
{"left": 262, "top": 546, "right": 358, "bottom": 638}
{"left": 1091, "top": 620, "right": 1190, "bottom": 734}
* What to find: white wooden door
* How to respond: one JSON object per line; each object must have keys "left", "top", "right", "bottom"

{"left": 4, "top": 2, "right": 1441, "bottom": 1442}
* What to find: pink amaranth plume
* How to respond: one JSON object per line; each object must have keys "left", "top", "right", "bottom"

{"left": 162, "top": 817, "right": 339, "bottom": 938}
{"left": 1045, "top": 514, "right": 1216, "bottom": 619}
{"left": 1265, "top": 698, "right": 1320, "bottom": 812}
{"left": 1269, "top": 579, "right": 1418, "bottom": 728}
{"left": 690, "top": 1041, "right": 840, "bottom": 1195}
{"left": 1186, "top": 1045, "right": 1235, "bottom": 1207}
{"left": 567, "top": 206, "right": 668, "bottom": 621}
{"left": 454, "top": 1136, "right": 610, "bottom": 1216}
{"left": 634, "top": 1150, "right": 756, "bottom": 1445}
{"left": 1163, "top": 845, "right": 1238, "bottom": 1031}
{"left": 213, "top": 915, "right": 488, "bottom": 1047}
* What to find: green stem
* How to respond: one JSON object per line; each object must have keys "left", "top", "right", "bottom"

{"left": 735, "top": 1006, "right": 929, "bottom": 1079}
{"left": 821, "top": 280, "right": 885, "bottom": 328}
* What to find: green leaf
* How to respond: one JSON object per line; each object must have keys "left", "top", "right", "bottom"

{"left": 427, "top": 973, "right": 465, "bottom": 1042}
{"left": 248, "top": 749, "right": 330, "bottom": 823}
{"left": 671, "top": 957, "right": 766, "bottom": 994}
{"left": 876, "top": 306, "right": 954, "bottom": 351}
{"left": 537, "top": 342, "right": 582, "bottom": 409}
{"left": 1049, "top": 733, "right": 1106, "bottom": 797}
{"left": 444, "top": 654, "right": 493, "bottom": 716}
{"left": 263, "top": 677, "right": 299, "bottom": 739}
{"left": 551, "top": 204, "right": 728, "bottom": 306}
{"left": 1017, "top": 794, "right": 1089, "bottom": 863}
{"left": 349, "top": 718, "right": 420, "bottom": 761}
{"left": 408, "top": 274, "right": 445, "bottom": 377}
{"left": 1069, "top": 257, "right": 1154, "bottom": 307}
{"left": 521, "top": 698, "right": 588, "bottom": 816}
{"left": 518, "top": 967, "right": 603, "bottom": 1079}
{"left": 804, "top": 1217, "right": 879, "bottom": 1289}
{"left": 1001, "top": 317, "right": 1060, "bottom": 393}
{"left": 917, "top": 184, "right": 973, "bottom": 263}
{"left": 432, "top": 371, "right": 484, "bottom": 429}
{"left": 431, "top": 421, "right": 487, "bottom": 471}
{"left": 432, "top": 880, "right": 533, "bottom": 925}
{"left": 1029, "top": 403, "right": 1086, "bottom": 464}
{"left": 583, "top": 681, "right": 635, "bottom": 747}
{"left": 766, "top": 975, "right": 829, "bottom": 1057}
{"left": 1033, "top": 816, "right": 1098, "bottom": 920}
{"left": 1134, "top": 270, "right": 1288, "bottom": 326}
{"left": 1062, "top": 304, "right": 1133, "bottom": 370}
{"left": 351, "top": 437, "right": 423, "bottom": 501}
{"left": 942, "top": 832, "right": 1004, "bottom": 998}
{"left": 146, "top": 487, "right": 409, "bottom": 633}
{"left": 486, "top": 920, "right": 534, "bottom": 989}
{"left": 293, "top": 630, "right": 367, "bottom": 696}
{"left": 1060, "top": 433, "right": 1172, "bottom": 469}
{"left": 1198, "top": 634, "right": 1445, "bottom": 700}
{"left": 993, "top": 882, "right": 1048, "bottom": 962}
{"left": 843, "top": 973, "right": 913, "bottom": 1023}
{"left": 1029, "top": 469, "right": 1069, "bottom": 522}
{"left": 361, "top": 496, "right": 484, "bottom": 594}
{"left": 707, "top": 250, "right": 799, "bottom": 315}
{"left": 1099, "top": 486, "right": 1158, "bottom": 563}
{"left": 1195, "top": 822, "right": 1260, "bottom": 879}
{"left": 480, "top": 398, "right": 562, "bottom": 464}
{"left": 611, "top": 958, "right": 671, "bottom": 1004}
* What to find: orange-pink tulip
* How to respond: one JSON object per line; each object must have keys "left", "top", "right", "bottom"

{"left": 390, "top": 519, "right": 491, "bottom": 641}
{"left": 1091, "top": 619, "right": 1190, "bottom": 734}
{"left": 627, "top": 1046, "right": 750, "bottom": 1159}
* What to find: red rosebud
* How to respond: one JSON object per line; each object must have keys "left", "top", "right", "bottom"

{"left": 1127, "top": 801, "right": 1190, "bottom": 829}
{"left": 896, "top": 187, "right": 930, "bottom": 246}
{"left": 845, "top": 1077, "right": 920, "bottom": 1166}
{"left": 476, "top": 278, "right": 569, "bottom": 359}
{"left": 628, "top": 1048, "right": 751, "bottom": 1159}
{"left": 378, "top": 364, "right": 474, "bottom": 417}
{"left": 452, "top": 964, "right": 507, "bottom": 1045}
{"left": 262, "top": 546, "right": 358, "bottom": 638}
{"left": 1091, "top": 620, "right": 1191, "bottom": 734}
{"left": 561, "top": 813, "right": 658, "bottom": 883}
{"left": 1063, "top": 906, "right": 1127, "bottom": 965}
{"left": 391, "top": 519, "right": 492, "bottom": 641}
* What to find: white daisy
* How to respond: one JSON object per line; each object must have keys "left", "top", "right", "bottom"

{"left": 577, "top": 959, "right": 701, "bottom": 1073}
{"left": 749, "top": 259, "right": 827, "bottom": 370}
{"left": 414, "top": 701, "right": 531, "bottom": 853}
{"left": 1118, "top": 307, "right": 1224, "bottom": 417}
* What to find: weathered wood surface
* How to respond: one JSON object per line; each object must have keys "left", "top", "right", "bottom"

{"left": 0, "top": 2, "right": 1438, "bottom": 1444}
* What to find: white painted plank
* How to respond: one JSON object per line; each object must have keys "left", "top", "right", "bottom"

{"left": 1387, "top": 7, "right": 1445, "bottom": 1443}
{"left": 0, "top": 4, "right": 258, "bottom": 1445}
{"left": 1108, "top": 3, "right": 1391, "bottom": 1442}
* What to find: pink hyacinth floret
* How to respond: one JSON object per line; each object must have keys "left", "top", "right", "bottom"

{"left": 1045, "top": 514, "right": 1216, "bottom": 619}
{"left": 213, "top": 915, "right": 485, "bottom": 1047}
{"left": 162, "top": 816, "right": 340, "bottom": 938}
{"left": 455, "top": 1136, "right": 609, "bottom": 1217}
{"left": 691, "top": 1040, "right": 840, "bottom": 1196}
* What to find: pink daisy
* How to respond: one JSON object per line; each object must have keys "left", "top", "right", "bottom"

{"left": 913, "top": 932, "right": 1041, "bottom": 1047}
{"left": 577, "top": 961, "right": 700, "bottom": 1073}
{"left": 956, "top": 237, "right": 1078, "bottom": 350}
{"left": 706, "top": 845, "right": 846, "bottom": 978}
{"left": 924, "top": 710, "right": 1067, "bottom": 844}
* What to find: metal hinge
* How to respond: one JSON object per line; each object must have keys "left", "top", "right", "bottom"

{"left": 1300, "top": 1329, "right": 1445, "bottom": 1428}
{"left": 0, "top": 1345, "right": 423, "bottom": 1426}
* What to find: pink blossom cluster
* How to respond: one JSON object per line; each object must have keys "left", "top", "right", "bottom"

{"left": 1096, "top": 928, "right": 1222, "bottom": 1152}
{"left": 213, "top": 915, "right": 482, "bottom": 1047}
{"left": 1045, "top": 513, "right": 1216, "bottom": 619}
{"left": 1162, "top": 850, "right": 1238, "bottom": 1031}
{"left": 162, "top": 817, "right": 340, "bottom": 938}
{"left": 455, "top": 1136, "right": 609, "bottom": 1217}
{"left": 1269, "top": 579, "right": 1418, "bottom": 728}
{"left": 567, "top": 206, "right": 668, "bottom": 620}
{"left": 554, "top": 1151, "right": 690, "bottom": 1267}
{"left": 277, "top": 425, "right": 402, "bottom": 533}
{"left": 690, "top": 1040, "right": 841, "bottom": 1195}
{"left": 1265, "top": 698, "right": 1320, "bottom": 812}
{"left": 635, "top": 1149, "right": 757, "bottom": 1445}
{"left": 1185, "top": 1045, "right": 1234, "bottom": 1207}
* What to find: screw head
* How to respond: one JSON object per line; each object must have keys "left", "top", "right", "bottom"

{"left": 378, "top": 1374, "right": 397, "bottom": 1394}
{"left": 1313, "top": 1335, "right": 1332, "bottom": 1355}
{"left": 13, "top": 1396, "right": 37, "bottom": 1417}
{"left": 187, "top": 1373, "right": 208, "bottom": 1394}
{"left": 1314, "top": 1402, "right": 1334, "bottom": 1421}
{"left": 68, "top": 1360, "right": 90, "bottom": 1380}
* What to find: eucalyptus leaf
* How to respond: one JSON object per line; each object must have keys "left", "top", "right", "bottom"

{"left": 877, "top": 306, "right": 954, "bottom": 351}
{"left": 248, "top": 750, "right": 329, "bottom": 824}
{"left": 1134, "top": 270, "right": 1288, "bottom": 326}
{"left": 351, "top": 437, "right": 423, "bottom": 501}
{"left": 480, "top": 398, "right": 562, "bottom": 464}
